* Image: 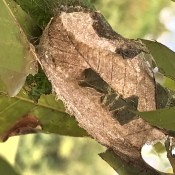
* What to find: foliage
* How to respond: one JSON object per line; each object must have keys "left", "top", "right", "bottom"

{"left": 15, "top": 0, "right": 94, "bottom": 29}
{"left": 0, "top": 156, "right": 20, "bottom": 175}
{"left": 142, "top": 40, "right": 175, "bottom": 80}
{"left": 14, "top": 134, "right": 113, "bottom": 175}
{"left": 92, "top": 0, "right": 168, "bottom": 38}
{"left": 138, "top": 40, "right": 175, "bottom": 132}
{"left": 0, "top": 91, "right": 87, "bottom": 140}
{"left": 24, "top": 65, "right": 52, "bottom": 102}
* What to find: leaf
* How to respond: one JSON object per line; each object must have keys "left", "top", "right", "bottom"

{"left": 0, "top": 156, "right": 21, "bottom": 175}
{"left": 139, "top": 107, "right": 175, "bottom": 131}
{"left": 154, "top": 70, "right": 175, "bottom": 91}
{"left": 142, "top": 39, "right": 175, "bottom": 80}
{"left": 15, "top": 0, "right": 94, "bottom": 29}
{"left": 4, "top": 0, "right": 42, "bottom": 41}
{"left": 99, "top": 149, "right": 148, "bottom": 175}
{"left": 0, "top": 0, "right": 38, "bottom": 96}
{"left": 0, "top": 90, "right": 87, "bottom": 141}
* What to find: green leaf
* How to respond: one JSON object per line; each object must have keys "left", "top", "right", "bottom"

{"left": 4, "top": 0, "right": 41, "bottom": 41}
{"left": 15, "top": 0, "right": 94, "bottom": 29}
{"left": 139, "top": 107, "right": 175, "bottom": 131}
{"left": 142, "top": 40, "right": 175, "bottom": 80}
{"left": 0, "top": 156, "right": 21, "bottom": 175}
{"left": 0, "top": 90, "right": 88, "bottom": 141}
{"left": 154, "top": 71, "right": 175, "bottom": 91}
{"left": 0, "top": 0, "right": 38, "bottom": 96}
{"left": 99, "top": 149, "right": 148, "bottom": 175}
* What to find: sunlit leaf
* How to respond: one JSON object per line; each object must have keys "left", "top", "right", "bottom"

{"left": 141, "top": 141, "right": 174, "bottom": 174}
{"left": 154, "top": 70, "right": 175, "bottom": 91}
{"left": 0, "top": 156, "right": 21, "bottom": 175}
{"left": 0, "top": 0, "right": 38, "bottom": 96}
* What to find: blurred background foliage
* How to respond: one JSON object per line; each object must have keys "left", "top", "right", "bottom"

{"left": 0, "top": 0, "right": 174, "bottom": 175}
{"left": 14, "top": 134, "right": 111, "bottom": 175}
{"left": 92, "top": 0, "right": 168, "bottom": 38}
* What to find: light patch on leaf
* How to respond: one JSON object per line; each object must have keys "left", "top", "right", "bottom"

{"left": 141, "top": 140, "right": 174, "bottom": 174}
{"left": 153, "top": 67, "right": 175, "bottom": 91}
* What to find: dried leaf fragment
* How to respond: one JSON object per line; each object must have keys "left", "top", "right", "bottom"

{"left": 1, "top": 115, "right": 42, "bottom": 142}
